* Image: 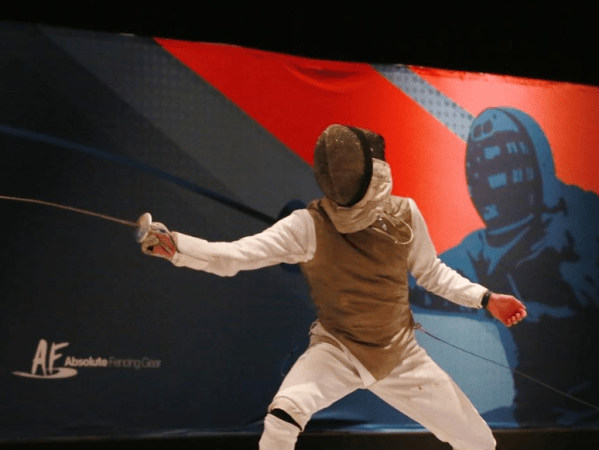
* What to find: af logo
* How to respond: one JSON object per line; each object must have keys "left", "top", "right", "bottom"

{"left": 12, "top": 339, "right": 77, "bottom": 379}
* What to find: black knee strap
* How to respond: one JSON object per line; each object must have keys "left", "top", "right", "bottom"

{"left": 270, "top": 408, "right": 302, "bottom": 430}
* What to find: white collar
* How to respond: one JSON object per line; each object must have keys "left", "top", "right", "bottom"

{"left": 321, "top": 159, "right": 393, "bottom": 234}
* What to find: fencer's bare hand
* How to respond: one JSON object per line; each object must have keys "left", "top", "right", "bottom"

{"left": 487, "top": 293, "right": 527, "bottom": 327}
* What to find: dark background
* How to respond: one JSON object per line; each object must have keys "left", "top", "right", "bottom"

{"left": 1, "top": 2, "right": 597, "bottom": 87}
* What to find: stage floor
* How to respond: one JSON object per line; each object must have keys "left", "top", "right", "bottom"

{"left": 3, "top": 430, "right": 599, "bottom": 449}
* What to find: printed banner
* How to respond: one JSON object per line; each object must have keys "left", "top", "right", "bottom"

{"left": 1, "top": 22, "right": 597, "bottom": 441}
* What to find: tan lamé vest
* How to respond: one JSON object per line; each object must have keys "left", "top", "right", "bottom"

{"left": 300, "top": 196, "right": 416, "bottom": 380}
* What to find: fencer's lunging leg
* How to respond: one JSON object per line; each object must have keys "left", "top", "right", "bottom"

{"left": 258, "top": 341, "right": 364, "bottom": 450}
{"left": 259, "top": 412, "right": 301, "bottom": 450}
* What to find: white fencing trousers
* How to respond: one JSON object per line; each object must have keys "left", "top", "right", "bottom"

{"left": 259, "top": 328, "right": 496, "bottom": 450}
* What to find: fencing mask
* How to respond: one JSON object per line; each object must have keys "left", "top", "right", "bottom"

{"left": 313, "top": 124, "right": 385, "bottom": 207}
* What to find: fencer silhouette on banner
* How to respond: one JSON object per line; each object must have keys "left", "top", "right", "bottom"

{"left": 409, "top": 107, "right": 599, "bottom": 427}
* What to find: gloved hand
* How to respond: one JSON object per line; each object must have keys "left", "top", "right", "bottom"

{"left": 486, "top": 293, "right": 527, "bottom": 327}
{"left": 141, "top": 222, "right": 177, "bottom": 260}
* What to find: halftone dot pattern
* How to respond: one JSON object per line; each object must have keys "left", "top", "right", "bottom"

{"left": 374, "top": 65, "right": 474, "bottom": 142}
{"left": 44, "top": 27, "right": 322, "bottom": 219}
{"left": 43, "top": 29, "right": 230, "bottom": 189}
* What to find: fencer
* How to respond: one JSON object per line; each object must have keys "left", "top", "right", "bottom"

{"left": 140, "top": 124, "right": 527, "bottom": 450}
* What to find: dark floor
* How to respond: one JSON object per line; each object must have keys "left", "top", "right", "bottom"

{"left": 3, "top": 430, "right": 599, "bottom": 449}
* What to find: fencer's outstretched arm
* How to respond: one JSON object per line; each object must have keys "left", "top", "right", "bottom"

{"left": 146, "top": 209, "right": 316, "bottom": 276}
{"left": 140, "top": 199, "right": 526, "bottom": 326}
{"left": 406, "top": 199, "right": 526, "bottom": 326}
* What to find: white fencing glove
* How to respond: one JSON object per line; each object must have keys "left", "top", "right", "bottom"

{"left": 141, "top": 223, "right": 177, "bottom": 260}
